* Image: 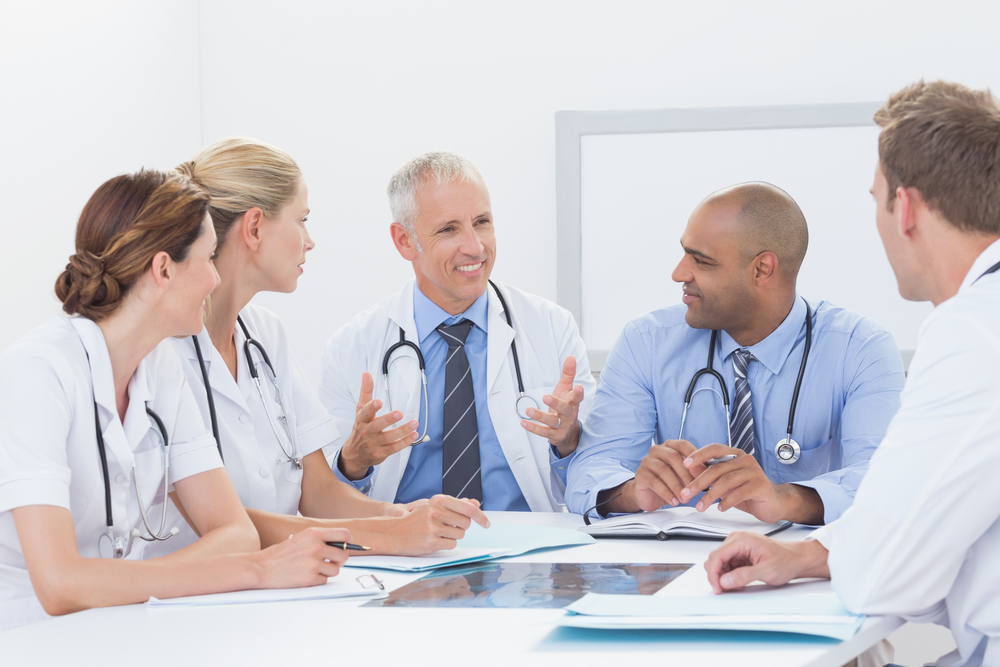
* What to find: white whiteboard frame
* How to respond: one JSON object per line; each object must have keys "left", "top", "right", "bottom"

{"left": 553, "top": 102, "right": 913, "bottom": 372}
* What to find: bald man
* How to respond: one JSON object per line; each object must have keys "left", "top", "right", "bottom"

{"left": 565, "top": 182, "right": 905, "bottom": 525}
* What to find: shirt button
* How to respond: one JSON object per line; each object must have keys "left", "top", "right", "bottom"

{"left": 115, "top": 473, "right": 127, "bottom": 485}
{"left": 259, "top": 467, "right": 270, "bottom": 478}
{"left": 239, "top": 414, "right": 249, "bottom": 424}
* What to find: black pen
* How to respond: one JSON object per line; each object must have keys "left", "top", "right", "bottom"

{"left": 327, "top": 541, "right": 373, "bottom": 551}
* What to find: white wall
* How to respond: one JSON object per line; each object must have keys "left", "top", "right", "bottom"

{"left": 0, "top": 0, "right": 203, "bottom": 352}
{"left": 3, "top": 0, "right": 999, "bottom": 383}
{"left": 193, "top": 0, "right": 1000, "bottom": 385}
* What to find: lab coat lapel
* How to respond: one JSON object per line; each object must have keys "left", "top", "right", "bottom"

{"left": 485, "top": 287, "right": 515, "bottom": 393}
{"left": 187, "top": 328, "right": 248, "bottom": 415}
{"left": 69, "top": 318, "right": 137, "bottom": 472}
{"left": 484, "top": 284, "right": 554, "bottom": 511}
{"left": 373, "top": 281, "right": 421, "bottom": 501}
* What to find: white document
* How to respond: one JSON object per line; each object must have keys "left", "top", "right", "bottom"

{"left": 559, "top": 591, "right": 865, "bottom": 641}
{"left": 147, "top": 574, "right": 384, "bottom": 607}
{"left": 342, "top": 547, "right": 512, "bottom": 572}
{"left": 582, "top": 504, "right": 790, "bottom": 539}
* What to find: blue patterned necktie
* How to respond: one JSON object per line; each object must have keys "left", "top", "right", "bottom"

{"left": 437, "top": 320, "right": 483, "bottom": 502}
{"left": 730, "top": 348, "right": 757, "bottom": 457}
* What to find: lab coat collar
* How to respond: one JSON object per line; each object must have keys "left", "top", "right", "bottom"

{"left": 182, "top": 325, "right": 247, "bottom": 412}
{"left": 719, "top": 295, "right": 809, "bottom": 377}
{"left": 69, "top": 317, "right": 154, "bottom": 458}
{"left": 70, "top": 317, "right": 117, "bottom": 417}
{"left": 412, "top": 285, "right": 489, "bottom": 346}
{"left": 961, "top": 237, "right": 1000, "bottom": 292}
{"left": 485, "top": 281, "right": 515, "bottom": 392}
{"left": 387, "top": 279, "right": 420, "bottom": 345}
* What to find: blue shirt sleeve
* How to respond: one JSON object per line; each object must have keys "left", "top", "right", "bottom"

{"left": 331, "top": 449, "right": 375, "bottom": 494}
{"left": 566, "top": 321, "right": 657, "bottom": 517}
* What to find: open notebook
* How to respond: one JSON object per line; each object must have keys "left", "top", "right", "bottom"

{"left": 582, "top": 504, "right": 791, "bottom": 540}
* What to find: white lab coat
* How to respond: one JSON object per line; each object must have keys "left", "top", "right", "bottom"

{"left": 318, "top": 279, "right": 596, "bottom": 511}
{"left": 143, "top": 304, "right": 340, "bottom": 558}
{"left": 812, "top": 240, "right": 1000, "bottom": 667}
{"left": 0, "top": 316, "right": 221, "bottom": 630}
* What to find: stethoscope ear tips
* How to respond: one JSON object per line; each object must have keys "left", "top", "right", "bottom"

{"left": 418, "top": 435, "right": 431, "bottom": 444}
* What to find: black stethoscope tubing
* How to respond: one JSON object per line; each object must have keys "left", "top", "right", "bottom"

{"left": 976, "top": 259, "right": 1000, "bottom": 281}
{"left": 193, "top": 315, "right": 276, "bottom": 459}
{"left": 682, "top": 298, "right": 812, "bottom": 463}
{"left": 383, "top": 280, "right": 526, "bottom": 392}
{"left": 383, "top": 279, "right": 536, "bottom": 428}
{"left": 193, "top": 315, "right": 300, "bottom": 468}
{"left": 192, "top": 335, "right": 222, "bottom": 461}
{"left": 94, "top": 398, "right": 170, "bottom": 555}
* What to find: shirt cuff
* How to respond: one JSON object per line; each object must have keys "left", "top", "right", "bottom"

{"left": 549, "top": 446, "right": 578, "bottom": 485}
{"left": 582, "top": 471, "right": 636, "bottom": 521}
{"left": 790, "top": 478, "right": 848, "bottom": 525}
{"left": 808, "top": 523, "right": 834, "bottom": 549}
{"left": 331, "top": 449, "right": 374, "bottom": 494}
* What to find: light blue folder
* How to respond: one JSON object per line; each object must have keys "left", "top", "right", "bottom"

{"left": 560, "top": 592, "right": 865, "bottom": 641}
{"left": 457, "top": 522, "right": 595, "bottom": 556}
{"left": 343, "top": 522, "right": 595, "bottom": 572}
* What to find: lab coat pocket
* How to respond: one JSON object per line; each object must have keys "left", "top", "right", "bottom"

{"left": 272, "top": 404, "right": 304, "bottom": 487}
{"left": 132, "top": 446, "right": 167, "bottom": 508}
{"left": 772, "top": 435, "right": 836, "bottom": 484}
{"left": 514, "top": 386, "right": 556, "bottom": 455}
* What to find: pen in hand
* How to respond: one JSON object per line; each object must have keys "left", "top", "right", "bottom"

{"left": 327, "top": 541, "right": 373, "bottom": 552}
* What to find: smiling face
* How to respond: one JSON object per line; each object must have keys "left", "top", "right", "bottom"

{"left": 402, "top": 176, "right": 495, "bottom": 314}
{"left": 257, "top": 177, "right": 313, "bottom": 293}
{"left": 670, "top": 200, "right": 756, "bottom": 332}
{"left": 170, "top": 214, "right": 221, "bottom": 335}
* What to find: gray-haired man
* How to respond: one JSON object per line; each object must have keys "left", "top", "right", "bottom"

{"left": 318, "top": 152, "right": 596, "bottom": 511}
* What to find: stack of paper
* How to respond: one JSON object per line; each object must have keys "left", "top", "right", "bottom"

{"left": 560, "top": 592, "right": 865, "bottom": 640}
{"left": 581, "top": 504, "right": 791, "bottom": 540}
{"left": 147, "top": 575, "right": 385, "bottom": 607}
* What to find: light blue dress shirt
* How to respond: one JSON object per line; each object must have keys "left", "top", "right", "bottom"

{"left": 565, "top": 296, "right": 905, "bottom": 524}
{"left": 333, "top": 287, "right": 531, "bottom": 511}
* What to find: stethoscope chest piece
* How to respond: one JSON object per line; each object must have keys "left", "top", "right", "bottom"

{"left": 99, "top": 531, "right": 126, "bottom": 559}
{"left": 515, "top": 393, "right": 540, "bottom": 420}
{"left": 774, "top": 438, "right": 800, "bottom": 465}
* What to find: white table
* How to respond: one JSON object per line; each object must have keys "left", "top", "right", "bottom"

{"left": 1, "top": 511, "right": 901, "bottom": 666}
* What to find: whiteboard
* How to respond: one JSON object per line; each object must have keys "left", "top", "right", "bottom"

{"left": 557, "top": 105, "right": 932, "bottom": 362}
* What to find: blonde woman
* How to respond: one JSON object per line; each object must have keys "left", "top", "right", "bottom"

{"left": 0, "top": 170, "right": 350, "bottom": 630}
{"left": 148, "top": 138, "right": 488, "bottom": 557}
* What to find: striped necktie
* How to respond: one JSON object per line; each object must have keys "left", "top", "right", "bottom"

{"left": 437, "top": 320, "right": 483, "bottom": 502}
{"left": 730, "top": 348, "right": 757, "bottom": 456}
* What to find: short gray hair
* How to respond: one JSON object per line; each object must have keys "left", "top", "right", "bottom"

{"left": 387, "top": 152, "right": 484, "bottom": 242}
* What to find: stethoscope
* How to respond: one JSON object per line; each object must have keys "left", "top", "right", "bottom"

{"left": 191, "top": 315, "right": 302, "bottom": 470}
{"left": 381, "top": 280, "right": 539, "bottom": 443}
{"left": 678, "top": 298, "right": 812, "bottom": 465}
{"left": 94, "top": 399, "right": 179, "bottom": 559}
{"left": 975, "top": 259, "right": 1000, "bottom": 282}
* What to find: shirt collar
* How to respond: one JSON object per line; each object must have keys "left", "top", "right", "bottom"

{"left": 960, "top": 237, "right": 1000, "bottom": 293}
{"left": 413, "top": 286, "right": 490, "bottom": 346}
{"left": 70, "top": 316, "right": 118, "bottom": 414}
{"left": 69, "top": 316, "right": 154, "bottom": 446}
{"left": 719, "top": 295, "right": 808, "bottom": 376}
